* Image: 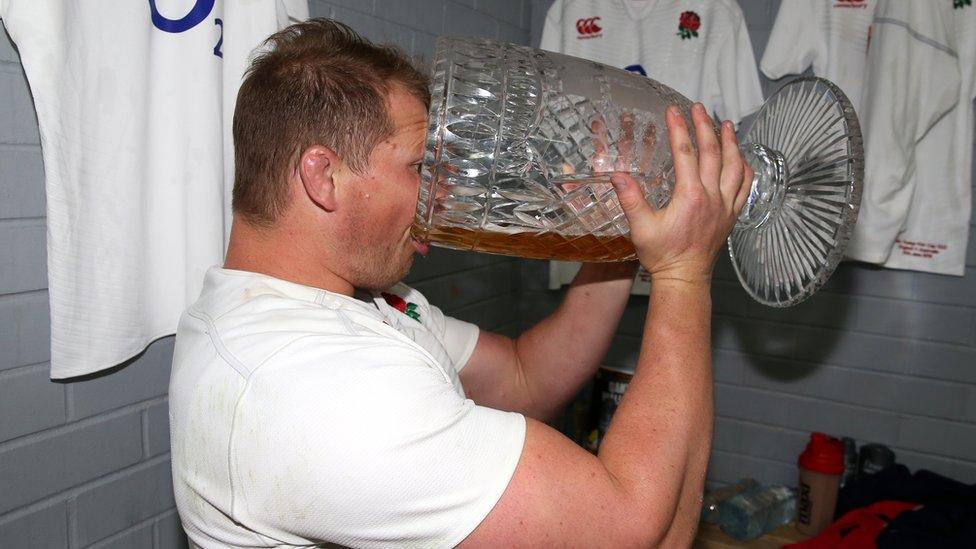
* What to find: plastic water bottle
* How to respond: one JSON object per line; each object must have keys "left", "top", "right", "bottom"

{"left": 719, "top": 485, "right": 797, "bottom": 540}
{"left": 700, "top": 478, "right": 760, "bottom": 524}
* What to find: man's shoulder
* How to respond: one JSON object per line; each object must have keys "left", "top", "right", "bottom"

{"left": 176, "top": 269, "right": 426, "bottom": 380}
{"left": 383, "top": 281, "right": 435, "bottom": 310}
{"left": 381, "top": 282, "right": 461, "bottom": 337}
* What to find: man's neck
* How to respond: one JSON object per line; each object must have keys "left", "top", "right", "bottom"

{"left": 223, "top": 217, "right": 355, "bottom": 296}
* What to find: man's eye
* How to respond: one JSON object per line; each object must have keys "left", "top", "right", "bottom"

{"left": 412, "top": 162, "right": 423, "bottom": 174}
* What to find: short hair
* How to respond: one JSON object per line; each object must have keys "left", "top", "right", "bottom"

{"left": 232, "top": 18, "right": 431, "bottom": 227}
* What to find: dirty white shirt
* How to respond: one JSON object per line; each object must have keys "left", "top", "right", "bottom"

{"left": 169, "top": 267, "right": 526, "bottom": 548}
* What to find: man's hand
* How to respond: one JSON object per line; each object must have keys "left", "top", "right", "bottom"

{"left": 611, "top": 103, "right": 753, "bottom": 286}
{"left": 460, "top": 104, "right": 754, "bottom": 549}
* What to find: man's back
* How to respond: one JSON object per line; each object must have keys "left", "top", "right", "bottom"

{"left": 169, "top": 267, "right": 524, "bottom": 548}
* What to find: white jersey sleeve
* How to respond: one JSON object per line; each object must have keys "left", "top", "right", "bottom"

{"left": 390, "top": 283, "right": 480, "bottom": 373}
{"left": 232, "top": 337, "right": 526, "bottom": 549}
{"left": 847, "top": 0, "right": 960, "bottom": 263}
{"left": 425, "top": 304, "right": 480, "bottom": 371}
{"left": 706, "top": 10, "right": 764, "bottom": 124}
{"left": 539, "top": 0, "right": 563, "bottom": 51}
{"left": 760, "top": 0, "right": 818, "bottom": 80}
{"left": 281, "top": 0, "right": 308, "bottom": 24}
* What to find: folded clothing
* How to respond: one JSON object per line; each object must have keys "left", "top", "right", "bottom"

{"left": 877, "top": 501, "right": 976, "bottom": 549}
{"left": 837, "top": 465, "right": 975, "bottom": 518}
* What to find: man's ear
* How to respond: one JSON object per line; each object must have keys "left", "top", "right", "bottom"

{"left": 299, "top": 145, "right": 342, "bottom": 212}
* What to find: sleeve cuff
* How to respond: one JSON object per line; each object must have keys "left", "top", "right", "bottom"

{"left": 445, "top": 316, "right": 481, "bottom": 372}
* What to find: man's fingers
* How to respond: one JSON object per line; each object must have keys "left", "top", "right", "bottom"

{"left": 734, "top": 163, "right": 754, "bottom": 214}
{"left": 718, "top": 120, "right": 745, "bottom": 208}
{"left": 691, "top": 104, "right": 721, "bottom": 194}
{"left": 638, "top": 121, "right": 657, "bottom": 174}
{"left": 666, "top": 106, "right": 700, "bottom": 191}
{"left": 616, "top": 112, "right": 636, "bottom": 171}
{"left": 590, "top": 115, "right": 611, "bottom": 172}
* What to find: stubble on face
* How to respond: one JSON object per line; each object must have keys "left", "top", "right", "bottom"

{"left": 332, "top": 89, "right": 427, "bottom": 292}
{"left": 340, "top": 221, "right": 415, "bottom": 292}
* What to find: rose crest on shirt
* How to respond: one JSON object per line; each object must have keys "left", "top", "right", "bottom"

{"left": 677, "top": 11, "right": 701, "bottom": 40}
{"left": 381, "top": 292, "right": 421, "bottom": 321}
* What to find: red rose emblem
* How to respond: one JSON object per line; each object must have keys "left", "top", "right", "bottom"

{"left": 381, "top": 292, "right": 422, "bottom": 321}
{"left": 680, "top": 11, "right": 701, "bottom": 31}
{"left": 677, "top": 11, "right": 701, "bottom": 39}
{"left": 381, "top": 292, "right": 407, "bottom": 313}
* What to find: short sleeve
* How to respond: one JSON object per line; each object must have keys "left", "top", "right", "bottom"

{"left": 279, "top": 0, "right": 308, "bottom": 24}
{"left": 425, "top": 301, "right": 480, "bottom": 372}
{"left": 0, "top": 0, "right": 17, "bottom": 25}
{"left": 709, "top": 14, "right": 764, "bottom": 124}
{"left": 390, "top": 283, "right": 480, "bottom": 372}
{"left": 232, "top": 338, "right": 527, "bottom": 548}
{"left": 760, "top": 0, "right": 818, "bottom": 80}
{"left": 430, "top": 305, "right": 481, "bottom": 372}
{"left": 539, "top": 0, "right": 563, "bottom": 52}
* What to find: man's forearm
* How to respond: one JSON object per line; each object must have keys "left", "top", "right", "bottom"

{"left": 598, "top": 281, "right": 714, "bottom": 545}
{"left": 513, "top": 262, "right": 638, "bottom": 421}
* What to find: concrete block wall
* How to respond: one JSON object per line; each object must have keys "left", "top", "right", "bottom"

{"left": 0, "top": 2, "right": 528, "bottom": 547}
{"left": 527, "top": 0, "right": 976, "bottom": 487}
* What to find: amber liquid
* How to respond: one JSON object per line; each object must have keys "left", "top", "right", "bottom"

{"left": 424, "top": 226, "right": 637, "bottom": 262}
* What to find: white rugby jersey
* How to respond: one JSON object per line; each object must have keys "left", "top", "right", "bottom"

{"left": 539, "top": 0, "right": 764, "bottom": 124}
{"left": 540, "top": 0, "right": 764, "bottom": 292}
{"left": 760, "top": 0, "right": 879, "bottom": 116}
{"left": 0, "top": 0, "right": 307, "bottom": 378}
{"left": 878, "top": 1, "right": 975, "bottom": 275}
{"left": 846, "top": 0, "right": 961, "bottom": 270}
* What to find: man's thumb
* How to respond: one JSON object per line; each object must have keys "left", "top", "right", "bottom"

{"left": 610, "top": 173, "right": 654, "bottom": 219}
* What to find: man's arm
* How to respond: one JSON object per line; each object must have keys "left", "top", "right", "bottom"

{"left": 459, "top": 103, "right": 753, "bottom": 547}
{"left": 459, "top": 260, "right": 637, "bottom": 422}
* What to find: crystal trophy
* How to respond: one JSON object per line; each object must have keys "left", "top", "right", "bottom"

{"left": 413, "top": 37, "right": 863, "bottom": 307}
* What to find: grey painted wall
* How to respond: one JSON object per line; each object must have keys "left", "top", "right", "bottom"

{"left": 527, "top": 0, "right": 976, "bottom": 487}
{"left": 0, "top": 1, "right": 527, "bottom": 547}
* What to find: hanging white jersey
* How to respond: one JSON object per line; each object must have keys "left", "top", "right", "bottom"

{"left": 879, "top": 1, "right": 975, "bottom": 275}
{"left": 539, "top": 0, "right": 764, "bottom": 125}
{"left": 760, "top": 0, "right": 878, "bottom": 116}
{"left": 846, "top": 0, "right": 960, "bottom": 266}
{"left": 540, "top": 0, "right": 764, "bottom": 294}
{"left": 0, "top": 0, "right": 308, "bottom": 379}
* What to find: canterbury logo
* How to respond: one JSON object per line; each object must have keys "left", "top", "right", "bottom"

{"left": 576, "top": 17, "right": 602, "bottom": 37}
{"left": 834, "top": 0, "right": 867, "bottom": 8}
